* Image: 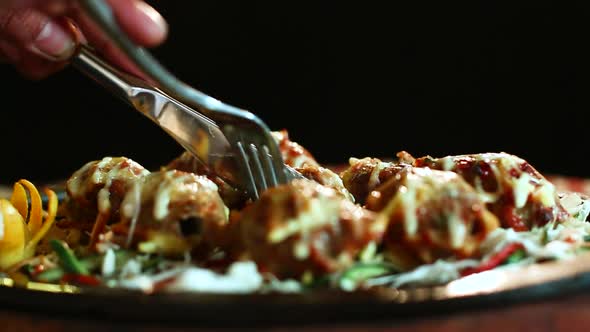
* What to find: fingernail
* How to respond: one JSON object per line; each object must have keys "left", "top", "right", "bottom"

{"left": 29, "top": 20, "right": 75, "bottom": 61}
{"left": 136, "top": 1, "right": 168, "bottom": 39}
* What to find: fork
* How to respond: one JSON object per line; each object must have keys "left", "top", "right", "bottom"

{"left": 76, "top": 0, "right": 303, "bottom": 199}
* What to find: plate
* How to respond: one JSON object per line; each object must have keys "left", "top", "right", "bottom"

{"left": 1, "top": 175, "right": 590, "bottom": 326}
{"left": 1, "top": 254, "right": 590, "bottom": 326}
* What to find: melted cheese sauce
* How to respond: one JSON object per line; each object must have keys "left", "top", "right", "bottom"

{"left": 293, "top": 241, "right": 310, "bottom": 260}
{"left": 98, "top": 159, "right": 147, "bottom": 214}
{"left": 268, "top": 195, "right": 341, "bottom": 244}
{"left": 68, "top": 157, "right": 149, "bottom": 215}
{"left": 491, "top": 154, "right": 556, "bottom": 209}
{"left": 448, "top": 213, "right": 467, "bottom": 249}
{"left": 398, "top": 185, "right": 418, "bottom": 237}
{"left": 397, "top": 168, "right": 462, "bottom": 239}
{"left": 439, "top": 153, "right": 559, "bottom": 211}
{"left": 153, "top": 172, "right": 176, "bottom": 221}
{"left": 152, "top": 172, "right": 218, "bottom": 221}
{"left": 123, "top": 181, "right": 143, "bottom": 247}
{"left": 513, "top": 172, "right": 535, "bottom": 209}
{"left": 472, "top": 177, "right": 499, "bottom": 203}
{"left": 67, "top": 161, "right": 99, "bottom": 199}
{"left": 313, "top": 166, "right": 355, "bottom": 202}
{"left": 368, "top": 160, "right": 388, "bottom": 190}
{"left": 440, "top": 156, "right": 455, "bottom": 171}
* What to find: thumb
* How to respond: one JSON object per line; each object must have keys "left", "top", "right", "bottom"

{"left": 0, "top": 7, "right": 76, "bottom": 61}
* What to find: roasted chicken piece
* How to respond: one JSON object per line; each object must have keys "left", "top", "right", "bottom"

{"left": 410, "top": 152, "right": 569, "bottom": 231}
{"left": 366, "top": 167, "right": 500, "bottom": 270}
{"left": 271, "top": 129, "right": 319, "bottom": 168}
{"left": 340, "top": 157, "right": 410, "bottom": 205}
{"left": 63, "top": 157, "right": 229, "bottom": 255}
{"left": 295, "top": 163, "right": 355, "bottom": 202}
{"left": 238, "top": 179, "right": 386, "bottom": 278}
{"left": 167, "top": 130, "right": 318, "bottom": 173}
{"left": 165, "top": 151, "right": 246, "bottom": 209}
{"left": 166, "top": 129, "right": 320, "bottom": 208}
{"left": 64, "top": 157, "right": 149, "bottom": 226}
{"left": 111, "top": 170, "right": 228, "bottom": 256}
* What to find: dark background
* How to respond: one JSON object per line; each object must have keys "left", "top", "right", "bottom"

{"left": 1, "top": 1, "right": 589, "bottom": 184}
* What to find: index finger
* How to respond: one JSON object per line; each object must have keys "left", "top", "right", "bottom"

{"left": 2, "top": 0, "right": 167, "bottom": 47}
{"left": 105, "top": 0, "right": 167, "bottom": 47}
{"left": 69, "top": 0, "right": 168, "bottom": 77}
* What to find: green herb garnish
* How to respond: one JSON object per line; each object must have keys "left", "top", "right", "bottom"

{"left": 502, "top": 249, "right": 526, "bottom": 265}
{"left": 338, "top": 263, "right": 398, "bottom": 291}
{"left": 50, "top": 239, "right": 89, "bottom": 275}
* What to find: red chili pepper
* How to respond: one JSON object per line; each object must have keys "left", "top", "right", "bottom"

{"left": 460, "top": 242, "right": 524, "bottom": 277}
{"left": 61, "top": 274, "right": 102, "bottom": 286}
{"left": 31, "top": 264, "right": 46, "bottom": 276}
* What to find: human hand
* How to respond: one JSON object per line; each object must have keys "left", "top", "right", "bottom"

{"left": 0, "top": 0, "right": 167, "bottom": 79}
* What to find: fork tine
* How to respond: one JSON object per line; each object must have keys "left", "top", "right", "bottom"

{"left": 219, "top": 117, "right": 301, "bottom": 200}
{"left": 247, "top": 143, "right": 268, "bottom": 193}
{"left": 235, "top": 141, "right": 259, "bottom": 199}
{"left": 261, "top": 145, "right": 278, "bottom": 187}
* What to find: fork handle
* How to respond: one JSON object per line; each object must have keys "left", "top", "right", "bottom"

{"left": 77, "top": 0, "right": 240, "bottom": 118}
{"left": 71, "top": 45, "right": 138, "bottom": 105}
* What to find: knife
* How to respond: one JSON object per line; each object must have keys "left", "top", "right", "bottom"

{"left": 72, "top": 45, "right": 242, "bottom": 187}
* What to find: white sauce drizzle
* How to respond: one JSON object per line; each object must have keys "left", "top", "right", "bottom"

{"left": 102, "top": 248, "right": 116, "bottom": 277}
{"left": 398, "top": 184, "right": 418, "bottom": 238}
{"left": 348, "top": 157, "right": 360, "bottom": 166}
{"left": 294, "top": 241, "right": 310, "bottom": 260}
{"left": 368, "top": 161, "right": 387, "bottom": 191}
{"left": 396, "top": 169, "right": 454, "bottom": 238}
{"left": 92, "top": 157, "right": 113, "bottom": 184}
{"left": 69, "top": 157, "right": 149, "bottom": 218}
{"left": 124, "top": 180, "right": 143, "bottom": 248}
{"left": 441, "top": 156, "right": 455, "bottom": 171}
{"left": 448, "top": 213, "right": 467, "bottom": 249}
{"left": 472, "top": 177, "right": 499, "bottom": 203}
{"left": 513, "top": 172, "right": 534, "bottom": 209}
{"left": 268, "top": 196, "right": 341, "bottom": 244}
{"left": 534, "top": 181, "right": 557, "bottom": 207}
{"left": 153, "top": 172, "right": 176, "bottom": 221}
{"left": 315, "top": 167, "right": 355, "bottom": 202}
{"left": 97, "top": 160, "right": 128, "bottom": 214}
{"left": 67, "top": 159, "right": 107, "bottom": 199}
{"left": 290, "top": 155, "right": 311, "bottom": 168}
{"left": 152, "top": 172, "right": 218, "bottom": 222}
{"left": 453, "top": 153, "right": 558, "bottom": 210}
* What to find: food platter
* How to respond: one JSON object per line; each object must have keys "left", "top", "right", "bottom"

{"left": 1, "top": 248, "right": 590, "bottom": 325}
{"left": 1, "top": 174, "right": 590, "bottom": 326}
{"left": 0, "top": 124, "right": 589, "bottom": 326}
{"left": 0, "top": 254, "right": 587, "bottom": 325}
